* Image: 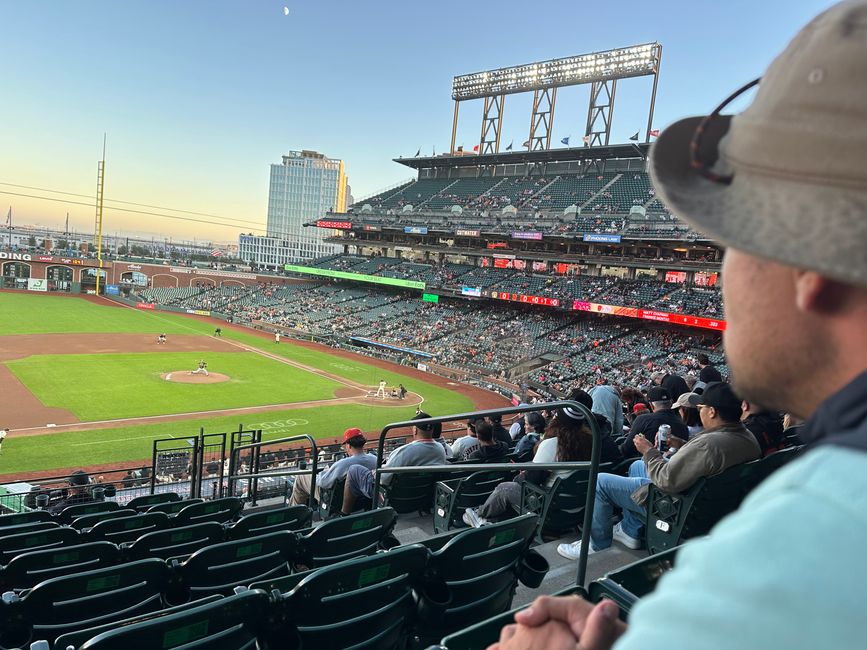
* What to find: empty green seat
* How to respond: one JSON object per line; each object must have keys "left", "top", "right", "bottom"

{"left": 588, "top": 546, "right": 679, "bottom": 618}
{"left": 316, "top": 478, "right": 345, "bottom": 520}
{"left": 279, "top": 544, "right": 430, "bottom": 649}
{"left": 171, "top": 531, "right": 296, "bottom": 600}
{"left": 126, "top": 492, "right": 181, "bottom": 511}
{"left": 0, "top": 559, "right": 171, "bottom": 648}
{"left": 55, "top": 500, "right": 121, "bottom": 525}
{"left": 0, "top": 520, "right": 59, "bottom": 539}
{"left": 69, "top": 508, "right": 137, "bottom": 531}
{"left": 379, "top": 471, "right": 441, "bottom": 515}
{"left": 124, "top": 522, "right": 225, "bottom": 561}
{"left": 172, "top": 497, "right": 243, "bottom": 526}
{"left": 0, "top": 509, "right": 52, "bottom": 529}
{"left": 0, "top": 526, "right": 79, "bottom": 564}
{"left": 147, "top": 498, "right": 203, "bottom": 515}
{"left": 226, "top": 505, "right": 312, "bottom": 540}
{"left": 294, "top": 507, "right": 397, "bottom": 569}
{"left": 434, "top": 470, "right": 516, "bottom": 534}
{"left": 0, "top": 541, "right": 120, "bottom": 591}
{"left": 85, "top": 511, "right": 170, "bottom": 545}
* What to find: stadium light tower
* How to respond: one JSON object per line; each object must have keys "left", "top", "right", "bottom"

{"left": 450, "top": 43, "right": 662, "bottom": 154}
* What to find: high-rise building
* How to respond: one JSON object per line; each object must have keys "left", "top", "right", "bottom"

{"left": 240, "top": 150, "right": 348, "bottom": 268}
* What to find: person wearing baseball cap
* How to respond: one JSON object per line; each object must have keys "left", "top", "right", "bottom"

{"left": 288, "top": 427, "right": 375, "bottom": 507}
{"left": 497, "top": 3, "right": 867, "bottom": 648}
{"left": 618, "top": 386, "right": 689, "bottom": 458}
{"left": 49, "top": 469, "right": 95, "bottom": 514}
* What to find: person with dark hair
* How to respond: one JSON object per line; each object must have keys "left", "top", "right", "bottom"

{"left": 487, "top": 414, "right": 512, "bottom": 447}
{"left": 49, "top": 470, "right": 95, "bottom": 514}
{"left": 558, "top": 381, "right": 760, "bottom": 559}
{"left": 289, "top": 427, "right": 376, "bottom": 506}
{"left": 463, "top": 407, "right": 592, "bottom": 528}
{"left": 341, "top": 411, "right": 446, "bottom": 514}
{"left": 619, "top": 387, "right": 689, "bottom": 458}
{"left": 673, "top": 392, "right": 704, "bottom": 438}
{"left": 741, "top": 401, "right": 787, "bottom": 457}
{"left": 429, "top": 416, "right": 452, "bottom": 459}
{"left": 450, "top": 417, "right": 483, "bottom": 459}
{"left": 467, "top": 421, "right": 510, "bottom": 462}
{"left": 697, "top": 353, "right": 723, "bottom": 383}
{"left": 567, "top": 388, "right": 624, "bottom": 464}
{"left": 515, "top": 411, "right": 546, "bottom": 457}
{"left": 652, "top": 370, "right": 690, "bottom": 404}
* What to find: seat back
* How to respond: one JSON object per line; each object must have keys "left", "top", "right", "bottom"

{"left": 423, "top": 514, "right": 539, "bottom": 634}
{"left": 55, "top": 500, "right": 120, "bottom": 525}
{"left": 296, "top": 507, "right": 397, "bottom": 569}
{"left": 0, "top": 526, "right": 79, "bottom": 564}
{"left": 85, "top": 511, "right": 170, "bottom": 545}
{"left": 69, "top": 508, "right": 138, "bottom": 531}
{"left": 226, "top": 505, "right": 313, "bottom": 540}
{"left": 147, "top": 497, "right": 203, "bottom": 515}
{"left": 124, "top": 522, "right": 225, "bottom": 561}
{"left": 588, "top": 546, "right": 679, "bottom": 617}
{"left": 0, "top": 520, "right": 59, "bottom": 539}
{"left": 281, "top": 544, "right": 429, "bottom": 650}
{"left": 126, "top": 492, "right": 181, "bottom": 511}
{"left": 0, "top": 559, "right": 170, "bottom": 648}
{"left": 317, "top": 478, "right": 345, "bottom": 519}
{"left": 0, "top": 541, "right": 121, "bottom": 592}
{"left": 434, "top": 470, "right": 515, "bottom": 533}
{"left": 172, "top": 497, "right": 244, "bottom": 526}
{"left": 523, "top": 466, "right": 600, "bottom": 538}
{"left": 174, "top": 531, "right": 296, "bottom": 600}
{"left": 381, "top": 471, "right": 441, "bottom": 514}
{"left": 0, "top": 509, "right": 52, "bottom": 529}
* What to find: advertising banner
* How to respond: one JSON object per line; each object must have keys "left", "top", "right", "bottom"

{"left": 511, "top": 231, "right": 543, "bottom": 240}
{"left": 461, "top": 287, "right": 482, "bottom": 297}
{"left": 583, "top": 233, "right": 622, "bottom": 243}
{"left": 363, "top": 224, "right": 381, "bottom": 231}
{"left": 136, "top": 302, "right": 155, "bottom": 310}
{"left": 26, "top": 278, "right": 47, "bottom": 292}
{"left": 404, "top": 226, "right": 428, "bottom": 235}
{"left": 38, "top": 256, "right": 54, "bottom": 262}
{"left": 104, "top": 284, "right": 121, "bottom": 296}
{"left": 186, "top": 309, "right": 212, "bottom": 316}
{"left": 316, "top": 220, "right": 352, "bottom": 229}
{"left": 456, "top": 229, "right": 481, "bottom": 237}
{"left": 284, "top": 264, "right": 425, "bottom": 290}
{"left": 491, "top": 291, "right": 560, "bottom": 307}
{"left": 572, "top": 300, "right": 726, "bottom": 331}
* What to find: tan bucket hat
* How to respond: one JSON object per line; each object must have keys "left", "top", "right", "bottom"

{"left": 650, "top": 0, "right": 867, "bottom": 286}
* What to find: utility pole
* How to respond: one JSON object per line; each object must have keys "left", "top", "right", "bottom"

{"left": 94, "top": 135, "right": 106, "bottom": 295}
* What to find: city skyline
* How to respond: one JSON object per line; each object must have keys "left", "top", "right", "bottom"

{"left": 0, "top": 0, "right": 836, "bottom": 242}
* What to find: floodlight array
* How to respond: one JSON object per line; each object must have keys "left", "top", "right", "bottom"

{"left": 452, "top": 43, "right": 659, "bottom": 101}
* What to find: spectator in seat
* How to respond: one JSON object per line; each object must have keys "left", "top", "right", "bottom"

{"left": 589, "top": 384, "right": 625, "bottom": 436}
{"left": 463, "top": 404, "right": 592, "bottom": 527}
{"left": 467, "top": 421, "right": 510, "bottom": 462}
{"left": 289, "top": 427, "right": 376, "bottom": 506}
{"left": 652, "top": 369, "right": 690, "bottom": 402}
{"left": 450, "top": 417, "right": 483, "bottom": 459}
{"left": 487, "top": 414, "right": 513, "bottom": 447}
{"left": 430, "top": 417, "right": 453, "bottom": 460}
{"left": 697, "top": 352, "right": 723, "bottom": 383}
{"left": 673, "top": 392, "right": 704, "bottom": 438}
{"left": 619, "top": 387, "right": 689, "bottom": 457}
{"left": 341, "top": 412, "right": 446, "bottom": 514}
{"left": 569, "top": 388, "right": 623, "bottom": 464}
{"left": 741, "top": 401, "right": 787, "bottom": 457}
{"left": 557, "top": 382, "right": 760, "bottom": 558}
{"left": 50, "top": 470, "right": 95, "bottom": 514}
{"left": 515, "top": 412, "right": 547, "bottom": 458}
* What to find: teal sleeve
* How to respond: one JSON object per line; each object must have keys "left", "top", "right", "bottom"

{"left": 614, "top": 448, "right": 867, "bottom": 650}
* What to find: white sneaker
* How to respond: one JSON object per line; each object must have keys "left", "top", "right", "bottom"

{"left": 612, "top": 522, "right": 642, "bottom": 550}
{"left": 462, "top": 507, "right": 489, "bottom": 528}
{"left": 556, "top": 539, "right": 598, "bottom": 560}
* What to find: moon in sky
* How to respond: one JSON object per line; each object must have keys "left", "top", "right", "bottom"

{"left": 283, "top": 6, "right": 289, "bottom": 15}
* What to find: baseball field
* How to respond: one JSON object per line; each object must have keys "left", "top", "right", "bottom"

{"left": 0, "top": 291, "right": 506, "bottom": 478}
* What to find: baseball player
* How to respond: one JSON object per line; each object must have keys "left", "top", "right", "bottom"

{"left": 191, "top": 360, "right": 209, "bottom": 376}
{"left": 375, "top": 379, "right": 387, "bottom": 399}
{"left": 157, "top": 333, "right": 167, "bottom": 345}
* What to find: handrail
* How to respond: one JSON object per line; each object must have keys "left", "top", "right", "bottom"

{"left": 371, "top": 400, "right": 601, "bottom": 586}
{"left": 230, "top": 434, "right": 318, "bottom": 509}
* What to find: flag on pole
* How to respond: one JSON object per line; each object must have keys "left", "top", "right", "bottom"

{"left": 506, "top": 141, "right": 513, "bottom": 151}
{"left": 432, "top": 146, "right": 436, "bottom": 156}
{"left": 211, "top": 249, "right": 223, "bottom": 258}
{"left": 581, "top": 135, "right": 591, "bottom": 144}
{"left": 648, "top": 129, "right": 660, "bottom": 137}
{"left": 414, "top": 147, "right": 421, "bottom": 157}
{"left": 522, "top": 139, "right": 531, "bottom": 148}
{"left": 561, "top": 136, "right": 570, "bottom": 146}
{"left": 5, "top": 207, "right": 10, "bottom": 227}
{"left": 629, "top": 131, "right": 639, "bottom": 141}
{"left": 472, "top": 144, "right": 479, "bottom": 152}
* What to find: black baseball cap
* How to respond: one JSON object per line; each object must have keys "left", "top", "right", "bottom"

{"left": 648, "top": 387, "right": 672, "bottom": 402}
{"left": 688, "top": 382, "right": 741, "bottom": 412}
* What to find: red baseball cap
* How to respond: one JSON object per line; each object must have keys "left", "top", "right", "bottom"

{"left": 342, "top": 427, "right": 365, "bottom": 444}
{"left": 633, "top": 403, "right": 649, "bottom": 414}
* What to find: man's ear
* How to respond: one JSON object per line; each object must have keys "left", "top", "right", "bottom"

{"left": 794, "top": 271, "right": 850, "bottom": 314}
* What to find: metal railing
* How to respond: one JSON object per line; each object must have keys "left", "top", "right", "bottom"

{"left": 370, "top": 400, "right": 602, "bottom": 587}
{"left": 229, "top": 434, "right": 319, "bottom": 509}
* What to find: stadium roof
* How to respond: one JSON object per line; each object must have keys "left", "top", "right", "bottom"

{"left": 394, "top": 142, "right": 650, "bottom": 170}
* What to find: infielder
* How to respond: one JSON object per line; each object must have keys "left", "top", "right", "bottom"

{"left": 191, "top": 360, "right": 209, "bottom": 376}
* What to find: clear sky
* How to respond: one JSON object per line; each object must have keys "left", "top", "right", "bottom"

{"left": 0, "top": 0, "right": 837, "bottom": 243}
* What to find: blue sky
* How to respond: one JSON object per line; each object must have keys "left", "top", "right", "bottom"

{"left": 0, "top": 0, "right": 837, "bottom": 242}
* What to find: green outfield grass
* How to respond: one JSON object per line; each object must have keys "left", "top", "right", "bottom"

{"left": 6, "top": 351, "right": 343, "bottom": 420}
{"left": 0, "top": 292, "right": 481, "bottom": 474}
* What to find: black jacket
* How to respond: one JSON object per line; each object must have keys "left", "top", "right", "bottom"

{"left": 620, "top": 408, "right": 690, "bottom": 457}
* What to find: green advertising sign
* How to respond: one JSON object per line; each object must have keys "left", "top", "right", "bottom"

{"left": 284, "top": 265, "right": 426, "bottom": 290}
{"left": 422, "top": 293, "right": 439, "bottom": 303}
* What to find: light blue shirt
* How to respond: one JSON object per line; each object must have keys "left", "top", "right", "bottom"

{"left": 590, "top": 385, "right": 624, "bottom": 436}
{"left": 616, "top": 447, "right": 867, "bottom": 649}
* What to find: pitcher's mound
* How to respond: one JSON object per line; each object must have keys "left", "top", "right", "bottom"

{"left": 162, "top": 371, "right": 230, "bottom": 384}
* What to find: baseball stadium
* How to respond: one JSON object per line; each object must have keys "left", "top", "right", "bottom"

{"left": 0, "top": 2, "right": 862, "bottom": 648}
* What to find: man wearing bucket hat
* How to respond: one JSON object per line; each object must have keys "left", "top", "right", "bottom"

{"left": 492, "top": 2, "right": 867, "bottom": 648}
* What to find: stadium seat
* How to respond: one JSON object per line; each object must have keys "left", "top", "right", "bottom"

{"left": 0, "top": 559, "right": 171, "bottom": 648}
{"left": 126, "top": 492, "right": 181, "bottom": 511}
{"left": 520, "top": 464, "right": 610, "bottom": 543}
{"left": 645, "top": 446, "right": 803, "bottom": 554}
{"left": 0, "top": 540, "right": 120, "bottom": 592}
{"left": 316, "top": 478, "right": 345, "bottom": 520}
{"left": 170, "top": 531, "right": 296, "bottom": 601}
{"left": 84, "top": 511, "right": 170, "bottom": 545}
{"left": 587, "top": 546, "right": 679, "bottom": 619}
{"left": 123, "top": 522, "right": 225, "bottom": 561}
{"left": 433, "top": 470, "right": 517, "bottom": 534}
{"left": 416, "top": 514, "right": 542, "bottom": 642}
{"left": 379, "top": 471, "right": 441, "bottom": 515}
{"left": 147, "top": 497, "right": 203, "bottom": 515}
{"left": 68, "top": 508, "right": 138, "bottom": 531}
{"left": 55, "top": 500, "right": 121, "bottom": 525}
{"left": 51, "top": 595, "right": 224, "bottom": 650}
{"left": 0, "top": 520, "right": 59, "bottom": 539}
{"left": 0, "top": 526, "right": 79, "bottom": 564}
{"left": 225, "top": 505, "right": 312, "bottom": 540}
{"left": 294, "top": 507, "right": 398, "bottom": 569}
{"left": 0, "top": 510, "right": 52, "bottom": 529}
{"left": 171, "top": 497, "right": 244, "bottom": 526}
{"left": 277, "top": 544, "right": 431, "bottom": 649}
